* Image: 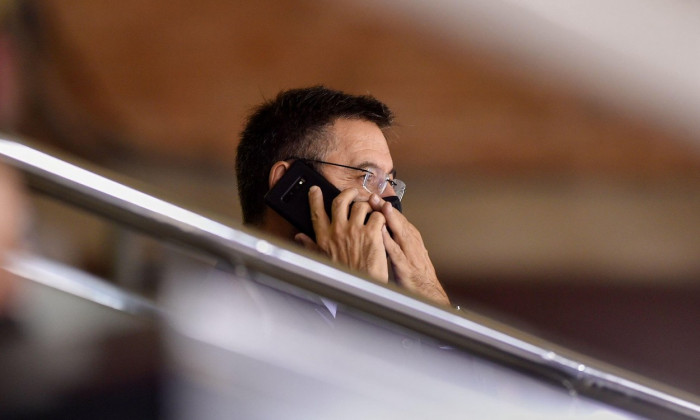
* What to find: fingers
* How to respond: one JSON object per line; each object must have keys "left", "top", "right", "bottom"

{"left": 349, "top": 201, "right": 384, "bottom": 229}
{"left": 382, "top": 226, "right": 404, "bottom": 262}
{"left": 368, "top": 193, "right": 384, "bottom": 211}
{"left": 380, "top": 200, "right": 407, "bottom": 244}
{"left": 306, "top": 187, "right": 389, "bottom": 283}
{"left": 317, "top": 187, "right": 384, "bottom": 231}
{"left": 310, "top": 186, "right": 359, "bottom": 237}
{"left": 365, "top": 209, "right": 386, "bottom": 231}
{"left": 331, "top": 188, "right": 359, "bottom": 223}
{"left": 380, "top": 204, "right": 406, "bottom": 268}
{"left": 308, "top": 185, "right": 331, "bottom": 233}
{"left": 294, "top": 232, "right": 321, "bottom": 252}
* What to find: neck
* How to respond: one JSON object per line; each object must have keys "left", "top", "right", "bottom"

{"left": 258, "top": 210, "right": 297, "bottom": 241}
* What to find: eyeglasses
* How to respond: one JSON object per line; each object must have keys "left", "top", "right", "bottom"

{"left": 289, "top": 157, "right": 405, "bottom": 200}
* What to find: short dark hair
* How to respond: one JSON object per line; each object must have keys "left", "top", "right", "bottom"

{"left": 236, "top": 86, "right": 394, "bottom": 226}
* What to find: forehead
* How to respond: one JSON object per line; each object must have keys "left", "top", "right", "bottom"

{"left": 323, "top": 118, "right": 393, "bottom": 170}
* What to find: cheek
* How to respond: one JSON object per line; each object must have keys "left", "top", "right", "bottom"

{"left": 354, "top": 189, "right": 372, "bottom": 203}
{"left": 323, "top": 172, "right": 357, "bottom": 191}
{"left": 381, "top": 182, "right": 401, "bottom": 199}
{"left": 324, "top": 175, "right": 371, "bottom": 201}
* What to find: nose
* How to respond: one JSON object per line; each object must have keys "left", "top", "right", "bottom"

{"left": 381, "top": 181, "right": 396, "bottom": 198}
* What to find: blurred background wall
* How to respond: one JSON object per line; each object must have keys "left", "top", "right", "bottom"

{"left": 2, "top": 0, "right": 699, "bottom": 394}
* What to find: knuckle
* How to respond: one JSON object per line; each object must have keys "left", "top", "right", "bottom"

{"left": 354, "top": 201, "right": 371, "bottom": 212}
{"left": 331, "top": 195, "right": 348, "bottom": 213}
{"left": 331, "top": 223, "right": 344, "bottom": 237}
{"left": 309, "top": 209, "right": 323, "bottom": 223}
{"left": 368, "top": 211, "right": 385, "bottom": 224}
{"left": 315, "top": 237, "right": 328, "bottom": 249}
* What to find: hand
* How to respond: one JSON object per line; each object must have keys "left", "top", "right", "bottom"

{"left": 294, "top": 186, "right": 389, "bottom": 283}
{"left": 369, "top": 194, "right": 450, "bottom": 306}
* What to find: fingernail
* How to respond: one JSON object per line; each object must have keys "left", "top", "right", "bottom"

{"left": 370, "top": 194, "right": 380, "bottom": 205}
{"left": 309, "top": 185, "right": 319, "bottom": 194}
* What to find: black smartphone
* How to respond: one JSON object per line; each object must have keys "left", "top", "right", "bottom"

{"left": 264, "top": 160, "right": 340, "bottom": 240}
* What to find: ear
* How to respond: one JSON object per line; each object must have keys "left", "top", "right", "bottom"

{"left": 268, "top": 160, "right": 292, "bottom": 189}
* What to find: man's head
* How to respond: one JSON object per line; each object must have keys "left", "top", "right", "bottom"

{"left": 236, "top": 86, "right": 394, "bottom": 226}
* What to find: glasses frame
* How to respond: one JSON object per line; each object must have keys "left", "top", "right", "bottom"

{"left": 286, "top": 157, "right": 405, "bottom": 200}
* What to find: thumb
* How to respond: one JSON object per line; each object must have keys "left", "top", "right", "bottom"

{"left": 294, "top": 233, "right": 321, "bottom": 252}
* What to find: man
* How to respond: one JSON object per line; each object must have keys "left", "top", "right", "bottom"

{"left": 236, "top": 86, "right": 449, "bottom": 305}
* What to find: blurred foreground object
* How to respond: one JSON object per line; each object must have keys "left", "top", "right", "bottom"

{"left": 0, "top": 162, "right": 24, "bottom": 313}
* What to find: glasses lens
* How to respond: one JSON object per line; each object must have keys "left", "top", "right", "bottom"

{"left": 392, "top": 179, "right": 406, "bottom": 201}
{"left": 364, "top": 171, "right": 405, "bottom": 201}
{"left": 362, "top": 172, "right": 376, "bottom": 194}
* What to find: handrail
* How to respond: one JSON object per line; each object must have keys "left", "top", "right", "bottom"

{"left": 1, "top": 136, "right": 699, "bottom": 419}
{"left": 6, "top": 252, "right": 164, "bottom": 318}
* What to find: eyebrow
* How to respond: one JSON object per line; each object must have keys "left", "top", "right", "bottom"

{"left": 355, "top": 160, "right": 396, "bottom": 177}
